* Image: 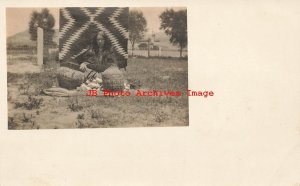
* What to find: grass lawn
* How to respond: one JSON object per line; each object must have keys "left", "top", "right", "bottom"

{"left": 7, "top": 57, "right": 189, "bottom": 129}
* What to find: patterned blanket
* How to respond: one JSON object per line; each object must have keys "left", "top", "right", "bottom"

{"left": 59, "top": 7, "right": 128, "bottom": 69}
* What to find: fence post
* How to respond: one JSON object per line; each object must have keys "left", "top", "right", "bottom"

{"left": 159, "top": 46, "right": 161, "bottom": 57}
{"left": 147, "top": 38, "right": 151, "bottom": 58}
{"left": 37, "top": 27, "right": 43, "bottom": 67}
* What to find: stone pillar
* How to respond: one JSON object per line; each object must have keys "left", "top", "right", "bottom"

{"left": 37, "top": 27, "right": 43, "bottom": 66}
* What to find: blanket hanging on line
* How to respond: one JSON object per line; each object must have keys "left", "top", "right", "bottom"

{"left": 59, "top": 7, "right": 128, "bottom": 69}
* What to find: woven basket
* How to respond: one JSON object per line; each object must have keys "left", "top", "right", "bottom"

{"left": 102, "top": 65, "right": 124, "bottom": 91}
{"left": 57, "top": 67, "right": 84, "bottom": 90}
{"left": 57, "top": 75, "right": 82, "bottom": 90}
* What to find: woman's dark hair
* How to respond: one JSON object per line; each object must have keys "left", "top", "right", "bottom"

{"left": 91, "top": 32, "right": 111, "bottom": 55}
{"left": 91, "top": 34, "right": 99, "bottom": 55}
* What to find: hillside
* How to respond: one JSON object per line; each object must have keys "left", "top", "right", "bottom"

{"left": 7, "top": 29, "right": 59, "bottom": 47}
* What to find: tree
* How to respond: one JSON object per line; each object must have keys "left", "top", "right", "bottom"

{"left": 128, "top": 10, "right": 147, "bottom": 56}
{"left": 153, "top": 45, "right": 159, "bottom": 50}
{"left": 138, "top": 42, "right": 148, "bottom": 50}
{"left": 29, "top": 8, "right": 55, "bottom": 45}
{"left": 159, "top": 9, "right": 187, "bottom": 58}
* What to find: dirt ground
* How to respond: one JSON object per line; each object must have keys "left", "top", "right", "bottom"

{"left": 7, "top": 56, "right": 189, "bottom": 129}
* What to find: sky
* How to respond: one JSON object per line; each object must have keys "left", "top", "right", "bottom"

{"left": 6, "top": 7, "right": 186, "bottom": 37}
{"left": 6, "top": 8, "right": 59, "bottom": 37}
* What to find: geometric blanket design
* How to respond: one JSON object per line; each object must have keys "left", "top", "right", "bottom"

{"left": 59, "top": 7, "right": 128, "bottom": 68}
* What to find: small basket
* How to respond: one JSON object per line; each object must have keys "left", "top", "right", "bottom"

{"left": 102, "top": 65, "right": 124, "bottom": 91}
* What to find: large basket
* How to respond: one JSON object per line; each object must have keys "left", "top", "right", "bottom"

{"left": 102, "top": 66, "right": 125, "bottom": 91}
{"left": 57, "top": 67, "right": 84, "bottom": 90}
{"left": 57, "top": 75, "right": 82, "bottom": 90}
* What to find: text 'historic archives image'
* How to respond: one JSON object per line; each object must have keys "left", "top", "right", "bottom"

{"left": 7, "top": 7, "right": 188, "bottom": 129}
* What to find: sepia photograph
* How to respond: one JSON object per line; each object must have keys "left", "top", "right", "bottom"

{"left": 7, "top": 7, "right": 188, "bottom": 129}
{"left": 2, "top": 1, "right": 300, "bottom": 186}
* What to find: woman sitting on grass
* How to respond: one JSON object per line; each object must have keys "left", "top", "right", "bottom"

{"left": 79, "top": 30, "right": 117, "bottom": 73}
{"left": 78, "top": 30, "right": 128, "bottom": 91}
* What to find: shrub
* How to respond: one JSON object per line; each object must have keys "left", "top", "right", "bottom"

{"left": 68, "top": 98, "right": 83, "bottom": 112}
{"left": 22, "top": 113, "right": 33, "bottom": 123}
{"left": 154, "top": 111, "right": 168, "bottom": 123}
{"left": 8, "top": 117, "right": 18, "bottom": 130}
{"left": 77, "top": 113, "right": 85, "bottom": 119}
{"left": 91, "top": 110, "right": 100, "bottom": 119}
{"left": 15, "top": 96, "right": 43, "bottom": 110}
